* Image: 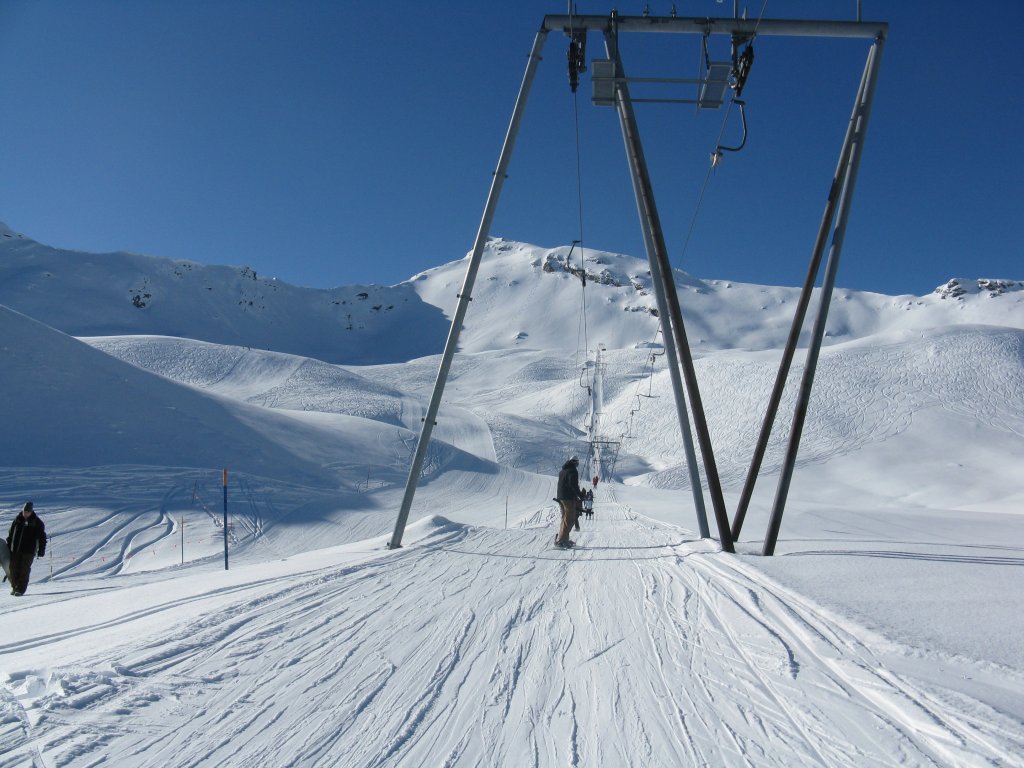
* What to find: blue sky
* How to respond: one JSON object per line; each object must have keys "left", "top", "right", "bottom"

{"left": 0, "top": 0, "right": 1020, "bottom": 296}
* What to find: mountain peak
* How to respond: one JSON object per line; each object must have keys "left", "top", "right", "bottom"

{"left": 0, "top": 221, "right": 25, "bottom": 240}
{"left": 934, "top": 278, "right": 1024, "bottom": 300}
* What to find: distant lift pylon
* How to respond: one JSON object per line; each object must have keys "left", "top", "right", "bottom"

{"left": 387, "top": 10, "right": 887, "bottom": 556}
{"left": 584, "top": 343, "right": 621, "bottom": 484}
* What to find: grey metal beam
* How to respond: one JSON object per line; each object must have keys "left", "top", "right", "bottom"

{"left": 545, "top": 15, "right": 887, "bottom": 40}
{"left": 731, "top": 36, "right": 872, "bottom": 542}
{"left": 387, "top": 28, "right": 549, "bottom": 549}
{"left": 762, "top": 36, "right": 886, "bottom": 556}
{"left": 606, "top": 30, "right": 731, "bottom": 551}
{"left": 624, "top": 147, "right": 710, "bottom": 538}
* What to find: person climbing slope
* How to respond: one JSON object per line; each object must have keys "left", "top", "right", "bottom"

{"left": 555, "top": 456, "right": 583, "bottom": 548}
{"left": 7, "top": 501, "right": 46, "bottom": 596}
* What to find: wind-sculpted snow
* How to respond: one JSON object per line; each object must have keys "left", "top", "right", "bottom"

{"left": 1, "top": 505, "right": 1020, "bottom": 767}
{"left": 611, "top": 326, "right": 1024, "bottom": 489}
{"left": 84, "top": 335, "right": 247, "bottom": 387}
{"left": 87, "top": 336, "right": 407, "bottom": 425}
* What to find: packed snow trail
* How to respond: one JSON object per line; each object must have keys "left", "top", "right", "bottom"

{"left": 2, "top": 503, "right": 1020, "bottom": 767}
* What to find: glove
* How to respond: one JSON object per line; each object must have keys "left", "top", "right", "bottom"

{"left": 38, "top": 546, "right": 45, "bottom": 558}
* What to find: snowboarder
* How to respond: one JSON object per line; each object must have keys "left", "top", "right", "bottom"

{"left": 555, "top": 456, "right": 584, "bottom": 548}
{"left": 7, "top": 501, "right": 46, "bottom": 596}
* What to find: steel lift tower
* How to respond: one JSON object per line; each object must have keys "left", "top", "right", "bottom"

{"left": 585, "top": 344, "right": 620, "bottom": 484}
{"left": 389, "top": 8, "right": 886, "bottom": 556}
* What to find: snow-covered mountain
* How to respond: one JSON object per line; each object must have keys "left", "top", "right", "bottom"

{"left": 4, "top": 219, "right": 1021, "bottom": 490}
{"left": 1, "top": 224, "right": 1023, "bottom": 767}
{"left": 0, "top": 222, "right": 450, "bottom": 364}
{"left": 3, "top": 221, "right": 1022, "bottom": 362}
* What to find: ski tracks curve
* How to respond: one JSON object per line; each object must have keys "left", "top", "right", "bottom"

{"left": 2, "top": 503, "right": 1022, "bottom": 767}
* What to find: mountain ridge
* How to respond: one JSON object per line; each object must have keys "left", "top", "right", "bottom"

{"left": 2, "top": 223, "right": 1022, "bottom": 364}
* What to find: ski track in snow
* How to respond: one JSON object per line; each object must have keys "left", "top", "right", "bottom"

{"left": 0, "top": 272, "right": 1020, "bottom": 766}
{"left": 85, "top": 327, "right": 1024, "bottom": 492}
{"left": 2, "top": 502, "right": 1020, "bottom": 767}
{"left": 616, "top": 326, "right": 1024, "bottom": 488}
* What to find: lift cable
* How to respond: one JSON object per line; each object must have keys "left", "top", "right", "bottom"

{"left": 674, "top": 106, "right": 730, "bottom": 268}
{"left": 566, "top": 4, "right": 592, "bottom": 457}
{"left": 675, "top": 0, "right": 768, "bottom": 269}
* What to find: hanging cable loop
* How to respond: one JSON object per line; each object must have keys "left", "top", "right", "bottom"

{"left": 711, "top": 98, "right": 747, "bottom": 167}
{"left": 679, "top": 0, "right": 769, "bottom": 266}
{"left": 567, "top": 239, "right": 586, "bottom": 286}
{"left": 579, "top": 364, "right": 592, "bottom": 394}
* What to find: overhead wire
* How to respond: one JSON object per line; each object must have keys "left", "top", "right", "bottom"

{"left": 574, "top": 95, "right": 589, "bottom": 362}
{"left": 673, "top": 0, "right": 770, "bottom": 270}
{"left": 567, "top": 1, "right": 770, "bottom": 459}
{"left": 567, "top": 4, "right": 592, "bottom": 460}
{"left": 674, "top": 101, "right": 733, "bottom": 268}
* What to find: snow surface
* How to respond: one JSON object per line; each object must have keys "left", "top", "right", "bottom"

{"left": 1, "top": 226, "right": 1023, "bottom": 766}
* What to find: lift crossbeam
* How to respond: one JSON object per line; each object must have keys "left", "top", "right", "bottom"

{"left": 543, "top": 15, "right": 887, "bottom": 41}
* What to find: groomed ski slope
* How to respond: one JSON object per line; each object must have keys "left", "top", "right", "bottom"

{"left": 0, "top": 235, "right": 1022, "bottom": 766}
{"left": 2, "top": 499, "right": 1020, "bottom": 767}
{"left": 0, "top": 311, "right": 1021, "bottom": 765}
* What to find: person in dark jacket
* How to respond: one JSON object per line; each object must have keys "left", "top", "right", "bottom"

{"left": 7, "top": 501, "right": 46, "bottom": 596}
{"left": 555, "top": 456, "right": 584, "bottom": 548}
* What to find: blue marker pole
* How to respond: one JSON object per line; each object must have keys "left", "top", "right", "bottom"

{"left": 223, "top": 469, "right": 229, "bottom": 570}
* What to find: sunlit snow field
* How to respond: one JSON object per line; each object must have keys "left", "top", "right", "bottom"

{"left": 1, "top": 230, "right": 1022, "bottom": 766}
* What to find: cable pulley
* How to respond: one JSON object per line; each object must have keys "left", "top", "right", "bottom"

{"left": 731, "top": 37, "right": 755, "bottom": 97}
{"left": 567, "top": 31, "right": 587, "bottom": 92}
{"left": 708, "top": 32, "right": 755, "bottom": 168}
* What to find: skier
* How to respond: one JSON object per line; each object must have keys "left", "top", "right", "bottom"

{"left": 555, "top": 456, "right": 584, "bottom": 548}
{"left": 584, "top": 488, "right": 594, "bottom": 519}
{"left": 7, "top": 501, "right": 46, "bottom": 596}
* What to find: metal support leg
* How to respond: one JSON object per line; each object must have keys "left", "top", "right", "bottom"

{"left": 637, "top": 218, "right": 710, "bottom": 537}
{"left": 388, "top": 28, "right": 549, "bottom": 549}
{"left": 731, "top": 39, "right": 873, "bottom": 542}
{"left": 762, "top": 37, "right": 885, "bottom": 556}
{"left": 606, "top": 32, "right": 731, "bottom": 551}
{"left": 603, "top": 22, "right": 707, "bottom": 536}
